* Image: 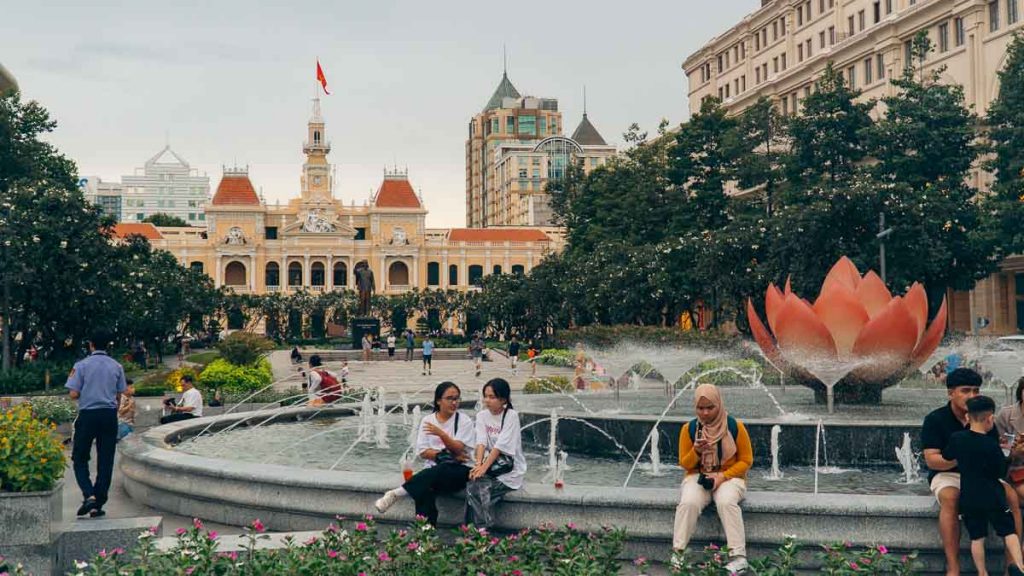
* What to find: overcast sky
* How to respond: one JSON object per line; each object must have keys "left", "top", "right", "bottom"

{"left": 2, "top": 0, "right": 758, "bottom": 228}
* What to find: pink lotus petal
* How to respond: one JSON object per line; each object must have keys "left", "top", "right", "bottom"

{"left": 820, "top": 256, "right": 861, "bottom": 296}
{"left": 904, "top": 282, "right": 929, "bottom": 341}
{"left": 765, "top": 283, "right": 785, "bottom": 334}
{"left": 774, "top": 294, "right": 837, "bottom": 362}
{"left": 910, "top": 297, "right": 948, "bottom": 371}
{"left": 855, "top": 271, "right": 892, "bottom": 318}
{"left": 748, "top": 299, "right": 781, "bottom": 365}
{"left": 813, "top": 282, "right": 869, "bottom": 359}
{"left": 852, "top": 297, "right": 919, "bottom": 380}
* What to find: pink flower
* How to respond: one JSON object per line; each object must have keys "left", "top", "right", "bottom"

{"left": 365, "top": 514, "right": 374, "bottom": 521}
{"left": 176, "top": 528, "right": 186, "bottom": 536}
{"left": 185, "top": 568, "right": 195, "bottom": 575}
{"left": 111, "top": 547, "right": 124, "bottom": 556}
{"left": 513, "top": 571, "right": 523, "bottom": 576}
{"left": 708, "top": 543, "right": 720, "bottom": 551}
{"left": 148, "top": 526, "right": 159, "bottom": 535}
{"left": 477, "top": 527, "right": 489, "bottom": 536}
{"left": 327, "top": 550, "right": 339, "bottom": 559}
{"left": 251, "top": 519, "right": 265, "bottom": 533}
{"left": 566, "top": 522, "right": 577, "bottom": 530}
{"left": 221, "top": 551, "right": 238, "bottom": 561}
{"left": 207, "top": 531, "right": 218, "bottom": 541}
{"left": 490, "top": 537, "right": 499, "bottom": 546}
{"left": 407, "top": 542, "right": 420, "bottom": 551}
{"left": 878, "top": 545, "right": 888, "bottom": 554}
{"left": 304, "top": 536, "right": 317, "bottom": 546}
{"left": 355, "top": 522, "right": 368, "bottom": 532}
{"left": 415, "top": 514, "right": 426, "bottom": 521}
{"left": 901, "top": 555, "right": 909, "bottom": 563}
{"left": 193, "top": 518, "right": 203, "bottom": 530}
{"left": 509, "top": 555, "right": 519, "bottom": 562}
{"left": 633, "top": 557, "right": 647, "bottom": 566}
{"left": 398, "top": 530, "right": 408, "bottom": 538}
{"left": 326, "top": 523, "right": 339, "bottom": 533}
{"left": 378, "top": 551, "right": 391, "bottom": 562}
{"left": 98, "top": 549, "right": 107, "bottom": 558}
{"left": 849, "top": 562, "right": 859, "bottom": 570}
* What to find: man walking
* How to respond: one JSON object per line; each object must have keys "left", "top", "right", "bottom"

{"left": 508, "top": 336, "right": 520, "bottom": 375}
{"left": 405, "top": 329, "right": 415, "bottom": 361}
{"left": 469, "top": 332, "right": 484, "bottom": 378}
{"left": 66, "top": 332, "right": 126, "bottom": 518}
{"left": 422, "top": 334, "right": 434, "bottom": 376}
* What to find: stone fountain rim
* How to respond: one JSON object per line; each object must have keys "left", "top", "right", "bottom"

{"left": 120, "top": 406, "right": 937, "bottom": 519}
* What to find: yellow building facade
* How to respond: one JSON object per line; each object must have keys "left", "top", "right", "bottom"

{"left": 133, "top": 99, "right": 558, "bottom": 301}
{"left": 681, "top": 0, "right": 1024, "bottom": 335}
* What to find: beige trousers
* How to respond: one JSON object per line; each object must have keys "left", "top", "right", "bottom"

{"left": 672, "top": 474, "right": 748, "bottom": 557}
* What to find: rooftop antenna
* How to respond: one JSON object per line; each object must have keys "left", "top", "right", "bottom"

{"left": 164, "top": 130, "right": 169, "bottom": 148}
{"left": 583, "top": 85, "right": 588, "bottom": 117}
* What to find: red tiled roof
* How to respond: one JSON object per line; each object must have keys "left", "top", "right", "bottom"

{"left": 113, "top": 223, "right": 163, "bottom": 240}
{"left": 448, "top": 228, "right": 550, "bottom": 242}
{"left": 212, "top": 174, "right": 260, "bottom": 206}
{"left": 374, "top": 178, "right": 421, "bottom": 208}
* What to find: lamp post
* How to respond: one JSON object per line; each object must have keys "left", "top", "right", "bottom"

{"left": 877, "top": 212, "right": 893, "bottom": 284}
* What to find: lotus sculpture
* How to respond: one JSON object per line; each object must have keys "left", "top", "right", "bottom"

{"left": 747, "top": 256, "right": 947, "bottom": 405}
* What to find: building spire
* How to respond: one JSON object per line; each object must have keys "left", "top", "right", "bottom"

{"left": 311, "top": 96, "right": 322, "bottom": 122}
{"left": 583, "top": 85, "right": 587, "bottom": 116}
{"left": 503, "top": 44, "right": 507, "bottom": 76}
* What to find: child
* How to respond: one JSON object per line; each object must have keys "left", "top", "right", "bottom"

{"left": 116, "top": 380, "right": 136, "bottom": 441}
{"left": 942, "top": 395, "right": 1024, "bottom": 576}
{"left": 340, "top": 360, "right": 350, "bottom": 388}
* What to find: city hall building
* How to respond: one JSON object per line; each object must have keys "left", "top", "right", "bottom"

{"left": 682, "top": 0, "right": 1024, "bottom": 335}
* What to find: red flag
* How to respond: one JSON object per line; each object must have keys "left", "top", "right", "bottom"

{"left": 316, "top": 59, "right": 330, "bottom": 95}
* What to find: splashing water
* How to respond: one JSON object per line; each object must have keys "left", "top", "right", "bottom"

{"left": 765, "top": 424, "right": 783, "bottom": 480}
{"left": 649, "top": 426, "right": 662, "bottom": 477}
{"left": 895, "top": 432, "right": 920, "bottom": 484}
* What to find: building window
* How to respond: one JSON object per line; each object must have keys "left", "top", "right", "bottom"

{"left": 782, "top": 97, "right": 789, "bottom": 116}
{"left": 874, "top": 1, "right": 881, "bottom": 23}
{"left": 877, "top": 54, "right": 886, "bottom": 79}
{"left": 741, "top": 75, "right": 746, "bottom": 91}
{"left": 718, "top": 87, "right": 724, "bottom": 100}
{"left": 904, "top": 39, "right": 914, "bottom": 70}
{"left": 492, "top": 265, "right": 502, "bottom": 275}
{"left": 1010, "top": 0, "right": 1019, "bottom": 24}
{"left": 518, "top": 115, "right": 536, "bottom": 135}
{"left": 806, "top": 39, "right": 812, "bottom": 57}
{"left": 190, "top": 261, "right": 204, "bottom": 274}
{"left": 265, "top": 262, "right": 279, "bottom": 286}
{"left": 806, "top": 0, "right": 811, "bottom": 18}
{"left": 756, "top": 68, "right": 761, "bottom": 83}
{"left": 849, "top": 15, "right": 855, "bottom": 36}
{"left": 798, "top": 43, "right": 804, "bottom": 61}
{"left": 780, "top": 17, "right": 786, "bottom": 34}
{"left": 938, "top": 21, "right": 950, "bottom": 52}
{"left": 427, "top": 262, "right": 440, "bottom": 286}
{"left": 859, "top": 10, "right": 866, "bottom": 30}
{"left": 734, "top": 78, "right": 739, "bottom": 94}
{"left": 188, "top": 213, "right": 195, "bottom": 220}
{"left": 773, "top": 56, "right": 779, "bottom": 73}
{"left": 797, "top": 5, "right": 803, "bottom": 26}
{"left": 506, "top": 116, "right": 515, "bottom": 133}
{"left": 820, "top": 0, "right": 825, "bottom": 13}
{"left": 847, "top": 66, "right": 856, "bottom": 89}
{"left": 781, "top": 53, "right": 787, "bottom": 69}
{"left": 773, "top": 20, "right": 779, "bottom": 40}
{"left": 468, "top": 265, "right": 483, "bottom": 286}
{"left": 136, "top": 213, "right": 144, "bottom": 221}
{"left": 885, "top": 0, "right": 893, "bottom": 13}
{"left": 333, "top": 262, "right": 347, "bottom": 286}
{"left": 762, "top": 28, "right": 768, "bottom": 45}
{"left": 754, "top": 33, "right": 760, "bottom": 51}
{"left": 741, "top": 42, "right": 745, "bottom": 58}
{"left": 829, "top": 25, "right": 835, "bottom": 44}
{"left": 864, "top": 57, "right": 873, "bottom": 84}
{"left": 288, "top": 262, "right": 302, "bottom": 287}
{"left": 354, "top": 227, "right": 366, "bottom": 240}
{"left": 511, "top": 264, "right": 525, "bottom": 275}
{"left": 725, "top": 51, "right": 730, "bottom": 68}
{"left": 991, "top": 0, "right": 1001, "bottom": 31}
{"left": 447, "top": 264, "right": 459, "bottom": 285}
{"left": 828, "top": 0, "right": 834, "bottom": 7}
{"left": 820, "top": 31, "right": 826, "bottom": 48}
{"left": 265, "top": 226, "right": 278, "bottom": 240}
{"left": 955, "top": 17, "right": 966, "bottom": 45}
{"left": 725, "top": 84, "right": 730, "bottom": 98}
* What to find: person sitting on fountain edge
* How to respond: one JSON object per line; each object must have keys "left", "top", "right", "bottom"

{"left": 922, "top": 367, "right": 1023, "bottom": 576}
{"left": 995, "top": 376, "right": 1024, "bottom": 502}
{"left": 374, "top": 382, "right": 475, "bottom": 526}
{"left": 160, "top": 375, "right": 203, "bottom": 424}
{"left": 673, "top": 383, "right": 753, "bottom": 574}
{"left": 306, "top": 354, "right": 343, "bottom": 405}
{"left": 942, "top": 395, "right": 1024, "bottom": 576}
{"left": 465, "top": 378, "right": 527, "bottom": 529}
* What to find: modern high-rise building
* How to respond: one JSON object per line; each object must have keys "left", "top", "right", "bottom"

{"left": 121, "top": 146, "right": 211, "bottom": 226}
{"left": 465, "top": 71, "right": 616, "bottom": 228}
{"left": 79, "top": 176, "right": 124, "bottom": 221}
{"left": 681, "top": 0, "right": 1024, "bottom": 335}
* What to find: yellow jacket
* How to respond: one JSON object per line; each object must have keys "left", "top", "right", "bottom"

{"left": 677, "top": 419, "right": 753, "bottom": 480}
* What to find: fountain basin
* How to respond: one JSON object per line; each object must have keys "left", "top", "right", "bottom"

{"left": 119, "top": 407, "right": 973, "bottom": 572}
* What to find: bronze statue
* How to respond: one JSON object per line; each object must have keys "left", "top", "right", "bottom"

{"left": 355, "top": 263, "right": 375, "bottom": 316}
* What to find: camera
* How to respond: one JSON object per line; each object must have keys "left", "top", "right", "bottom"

{"left": 697, "top": 473, "right": 715, "bottom": 491}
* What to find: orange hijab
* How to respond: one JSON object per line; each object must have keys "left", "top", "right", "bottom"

{"left": 694, "top": 383, "right": 737, "bottom": 472}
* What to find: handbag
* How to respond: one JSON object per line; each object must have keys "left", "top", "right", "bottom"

{"left": 433, "top": 413, "right": 461, "bottom": 466}
{"left": 485, "top": 410, "right": 515, "bottom": 477}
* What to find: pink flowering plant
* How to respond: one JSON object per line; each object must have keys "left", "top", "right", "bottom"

{"left": 818, "top": 541, "right": 919, "bottom": 576}
{"left": 668, "top": 538, "right": 920, "bottom": 576}
{"left": 70, "top": 516, "right": 627, "bottom": 575}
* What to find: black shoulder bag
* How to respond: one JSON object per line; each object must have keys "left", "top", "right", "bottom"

{"left": 433, "top": 413, "right": 461, "bottom": 466}
{"left": 486, "top": 409, "right": 515, "bottom": 477}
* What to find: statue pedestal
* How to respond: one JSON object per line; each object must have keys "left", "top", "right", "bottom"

{"left": 351, "top": 317, "right": 380, "bottom": 350}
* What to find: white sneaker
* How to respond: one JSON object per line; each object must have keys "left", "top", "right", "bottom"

{"left": 724, "top": 556, "right": 749, "bottom": 573}
{"left": 374, "top": 490, "right": 400, "bottom": 513}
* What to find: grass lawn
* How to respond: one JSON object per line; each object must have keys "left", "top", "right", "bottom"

{"left": 186, "top": 351, "right": 220, "bottom": 365}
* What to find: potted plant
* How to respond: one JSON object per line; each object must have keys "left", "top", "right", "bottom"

{"left": 0, "top": 404, "right": 66, "bottom": 574}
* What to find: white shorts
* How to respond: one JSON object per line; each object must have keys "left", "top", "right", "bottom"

{"left": 930, "top": 471, "right": 960, "bottom": 502}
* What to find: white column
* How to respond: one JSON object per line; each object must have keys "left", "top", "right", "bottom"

{"left": 281, "top": 254, "right": 287, "bottom": 289}
{"left": 503, "top": 242, "right": 510, "bottom": 273}
{"left": 411, "top": 256, "right": 419, "bottom": 288}
{"left": 215, "top": 255, "right": 222, "bottom": 287}
{"left": 527, "top": 251, "right": 534, "bottom": 273}
{"left": 327, "top": 256, "right": 334, "bottom": 291}
{"left": 484, "top": 248, "right": 492, "bottom": 275}
{"left": 441, "top": 254, "right": 449, "bottom": 289}
{"left": 460, "top": 253, "right": 467, "bottom": 286}
{"left": 304, "top": 255, "right": 311, "bottom": 287}
{"left": 249, "top": 255, "right": 256, "bottom": 291}
{"left": 380, "top": 255, "right": 386, "bottom": 290}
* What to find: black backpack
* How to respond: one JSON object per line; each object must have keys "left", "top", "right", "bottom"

{"left": 687, "top": 416, "right": 739, "bottom": 463}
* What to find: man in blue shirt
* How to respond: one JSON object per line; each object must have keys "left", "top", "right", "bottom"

{"left": 66, "top": 332, "right": 127, "bottom": 518}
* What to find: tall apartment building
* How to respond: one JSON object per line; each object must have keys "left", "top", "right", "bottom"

{"left": 466, "top": 71, "right": 616, "bottom": 227}
{"left": 681, "top": 0, "right": 1024, "bottom": 335}
{"left": 121, "top": 146, "right": 211, "bottom": 226}
{"left": 79, "top": 176, "right": 124, "bottom": 221}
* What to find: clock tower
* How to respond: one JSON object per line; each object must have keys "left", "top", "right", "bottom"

{"left": 301, "top": 97, "right": 333, "bottom": 203}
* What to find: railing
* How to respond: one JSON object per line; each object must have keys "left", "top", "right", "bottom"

{"left": 267, "top": 285, "right": 281, "bottom": 293}
{"left": 310, "top": 286, "right": 325, "bottom": 293}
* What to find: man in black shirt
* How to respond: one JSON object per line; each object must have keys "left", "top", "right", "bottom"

{"left": 922, "top": 368, "right": 1023, "bottom": 576}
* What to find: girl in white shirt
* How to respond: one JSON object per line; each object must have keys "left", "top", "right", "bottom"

{"left": 374, "top": 382, "right": 475, "bottom": 526}
{"left": 466, "top": 378, "right": 527, "bottom": 528}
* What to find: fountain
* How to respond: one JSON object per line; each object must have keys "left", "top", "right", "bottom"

{"left": 895, "top": 432, "right": 919, "bottom": 484}
{"left": 765, "top": 424, "right": 783, "bottom": 480}
{"left": 375, "top": 387, "right": 389, "bottom": 448}
{"left": 648, "top": 426, "right": 662, "bottom": 477}
{"left": 548, "top": 409, "right": 558, "bottom": 474}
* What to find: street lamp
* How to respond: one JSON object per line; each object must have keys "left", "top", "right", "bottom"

{"left": 876, "top": 212, "right": 893, "bottom": 284}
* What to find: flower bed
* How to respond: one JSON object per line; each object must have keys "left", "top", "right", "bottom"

{"left": 0, "top": 405, "right": 65, "bottom": 492}
{"left": 198, "top": 358, "right": 273, "bottom": 395}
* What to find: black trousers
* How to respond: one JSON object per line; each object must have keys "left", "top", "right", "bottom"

{"left": 159, "top": 412, "right": 197, "bottom": 425}
{"left": 402, "top": 463, "right": 470, "bottom": 526}
{"left": 72, "top": 408, "right": 118, "bottom": 506}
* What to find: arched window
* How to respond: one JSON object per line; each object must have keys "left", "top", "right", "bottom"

{"left": 224, "top": 261, "right": 247, "bottom": 286}
{"left": 189, "top": 261, "right": 204, "bottom": 274}
{"left": 333, "top": 261, "right": 348, "bottom": 287}
{"left": 389, "top": 261, "right": 410, "bottom": 286}
{"left": 314, "top": 130, "right": 320, "bottom": 144}
{"left": 265, "top": 262, "right": 280, "bottom": 286}
{"left": 288, "top": 262, "right": 303, "bottom": 286}
{"left": 492, "top": 265, "right": 502, "bottom": 275}
{"left": 427, "top": 262, "right": 440, "bottom": 286}
{"left": 511, "top": 264, "right": 525, "bottom": 275}
{"left": 468, "top": 265, "right": 484, "bottom": 286}
{"left": 311, "top": 262, "right": 326, "bottom": 286}
{"left": 448, "top": 264, "right": 459, "bottom": 286}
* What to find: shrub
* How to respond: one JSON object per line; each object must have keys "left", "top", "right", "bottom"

{"left": 118, "top": 359, "right": 144, "bottom": 375}
{"left": 75, "top": 517, "right": 626, "bottom": 575}
{"left": 0, "top": 361, "right": 72, "bottom": 394}
{"left": 27, "top": 396, "right": 77, "bottom": 424}
{"left": 524, "top": 375, "right": 573, "bottom": 394}
{"left": 134, "top": 385, "right": 170, "bottom": 398}
{"left": 674, "top": 358, "right": 779, "bottom": 389}
{"left": 199, "top": 358, "right": 273, "bottom": 395}
{"left": 216, "top": 332, "right": 274, "bottom": 366}
{"left": 0, "top": 404, "right": 65, "bottom": 492}
{"left": 165, "top": 366, "right": 200, "bottom": 392}
{"left": 534, "top": 348, "right": 574, "bottom": 367}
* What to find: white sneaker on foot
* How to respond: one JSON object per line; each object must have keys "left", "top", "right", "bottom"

{"left": 724, "top": 556, "right": 748, "bottom": 573}
{"left": 374, "top": 490, "right": 400, "bottom": 513}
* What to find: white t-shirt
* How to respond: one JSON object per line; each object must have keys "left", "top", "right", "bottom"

{"left": 179, "top": 387, "right": 203, "bottom": 418}
{"left": 416, "top": 410, "right": 476, "bottom": 468}
{"left": 387, "top": 335, "right": 396, "bottom": 348}
{"left": 474, "top": 408, "right": 527, "bottom": 489}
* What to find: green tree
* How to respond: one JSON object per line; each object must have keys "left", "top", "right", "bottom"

{"left": 733, "top": 97, "right": 787, "bottom": 217}
{"left": 984, "top": 32, "right": 1024, "bottom": 258}
{"left": 142, "top": 213, "right": 189, "bottom": 227}
{"left": 668, "top": 96, "right": 737, "bottom": 232}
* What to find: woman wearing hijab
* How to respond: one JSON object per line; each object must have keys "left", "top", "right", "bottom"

{"left": 673, "top": 383, "right": 754, "bottom": 573}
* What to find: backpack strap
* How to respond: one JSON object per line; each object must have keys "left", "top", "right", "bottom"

{"left": 687, "top": 416, "right": 739, "bottom": 445}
